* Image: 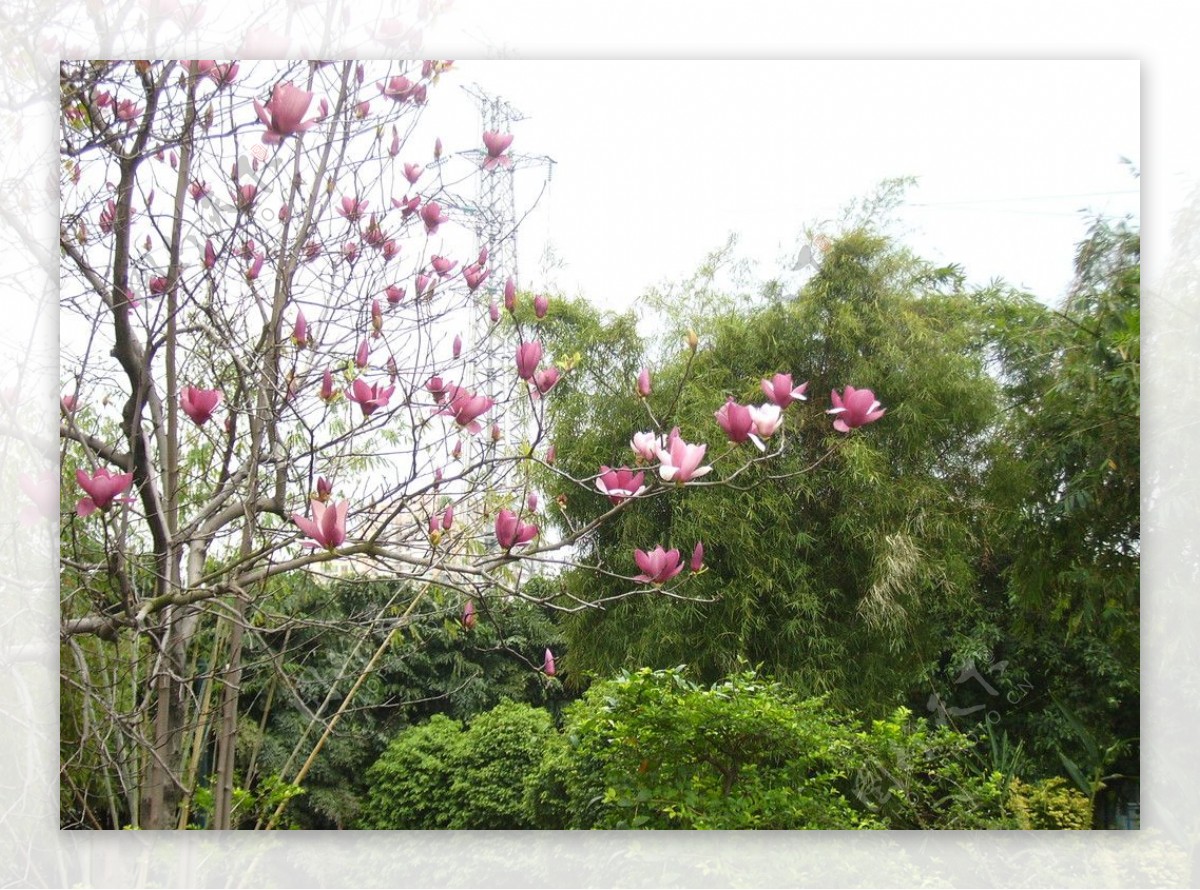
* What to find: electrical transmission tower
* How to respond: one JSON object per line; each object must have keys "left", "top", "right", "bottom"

{"left": 458, "top": 84, "right": 555, "bottom": 402}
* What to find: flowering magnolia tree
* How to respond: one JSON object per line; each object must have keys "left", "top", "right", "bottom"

{"left": 58, "top": 59, "right": 882, "bottom": 830}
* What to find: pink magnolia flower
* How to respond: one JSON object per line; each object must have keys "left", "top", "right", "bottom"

{"left": 148, "top": 275, "right": 168, "bottom": 296}
{"left": 546, "top": 445, "right": 556, "bottom": 465}
{"left": 453, "top": 334, "right": 463, "bottom": 359}
{"left": 421, "top": 201, "right": 449, "bottom": 234}
{"left": 491, "top": 423, "right": 502, "bottom": 443}
{"left": 543, "top": 648, "right": 556, "bottom": 677}
{"left": 534, "top": 294, "right": 549, "bottom": 319}
{"left": 434, "top": 137, "right": 443, "bottom": 160}
{"left": 416, "top": 273, "right": 434, "bottom": 299}
{"left": 203, "top": 239, "right": 217, "bottom": 269}
{"left": 630, "top": 431, "right": 659, "bottom": 462}
{"left": 595, "top": 466, "right": 646, "bottom": 505}
{"left": 338, "top": 196, "right": 368, "bottom": 222}
{"left": 504, "top": 277, "right": 517, "bottom": 312}
{"left": 291, "top": 498, "right": 347, "bottom": 550}
{"left": 378, "top": 75, "right": 419, "bottom": 102}
{"left": 441, "top": 506, "right": 454, "bottom": 531}
{"left": 181, "top": 386, "right": 222, "bottom": 426}
{"left": 381, "top": 240, "right": 399, "bottom": 261}
{"left": 116, "top": 99, "right": 141, "bottom": 125}
{"left": 319, "top": 368, "right": 336, "bottom": 402}
{"left": 527, "top": 492, "right": 539, "bottom": 512}
{"left": 462, "top": 599, "right": 477, "bottom": 630}
{"left": 393, "top": 194, "right": 420, "bottom": 218}
{"left": 715, "top": 399, "right": 754, "bottom": 444}
{"left": 188, "top": 180, "right": 209, "bottom": 202}
{"left": 482, "top": 131, "right": 514, "bottom": 170}
{"left": 442, "top": 386, "right": 494, "bottom": 434}
{"left": 371, "top": 299, "right": 383, "bottom": 337}
{"left": 386, "top": 284, "right": 405, "bottom": 304}
{"left": 427, "top": 376, "right": 450, "bottom": 404}
{"left": 346, "top": 378, "right": 395, "bottom": 417}
{"left": 354, "top": 100, "right": 371, "bottom": 119}
{"left": 463, "top": 264, "right": 489, "bottom": 292}
{"left": 495, "top": 508, "right": 538, "bottom": 550}
{"left": 60, "top": 394, "right": 78, "bottom": 414}
{"left": 234, "top": 184, "right": 257, "bottom": 211}
{"left": 658, "top": 436, "right": 711, "bottom": 484}
{"left": 364, "top": 220, "right": 387, "bottom": 252}
{"left": 387, "top": 126, "right": 401, "bottom": 158}
{"left": 532, "top": 367, "right": 560, "bottom": 397}
{"left": 292, "top": 309, "right": 309, "bottom": 347}
{"left": 828, "top": 386, "right": 886, "bottom": 432}
{"left": 761, "top": 373, "right": 808, "bottom": 409}
{"left": 431, "top": 255, "right": 457, "bottom": 277}
{"left": 691, "top": 541, "right": 705, "bottom": 572}
{"left": 636, "top": 368, "right": 651, "bottom": 398}
{"left": 75, "top": 467, "right": 134, "bottom": 518}
{"left": 343, "top": 241, "right": 359, "bottom": 263}
{"left": 254, "top": 82, "right": 317, "bottom": 144}
{"left": 315, "top": 476, "right": 332, "bottom": 501}
{"left": 749, "top": 404, "right": 783, "bottom": 439}
{"left": 403, "top": 162, "right": 423, "bottom": 184}
{"left": 245, "top": 252, "right": 264, "bottom": 281}
{"left": 489, "top": 301, "right": 500, "bottom": 323}
{"left": 633, "top": 546, "right": 685, "bottom": 585}
{"left": 210, "top": 62, "right": 238, "bottom": 88}
{"left": 515, "top": 341, "right": 543, "bottom": 381}
{"left": 355, "top": 339, "right": 369, "bottom": 369}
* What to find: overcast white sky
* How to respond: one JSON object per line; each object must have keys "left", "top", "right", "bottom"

{"left": 415, "top": 60, "right": 1139, "bottom": 315}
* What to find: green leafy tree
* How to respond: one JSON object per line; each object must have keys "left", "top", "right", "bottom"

{"left": 540, "top": 231, "right": 1015, "bottom": 716}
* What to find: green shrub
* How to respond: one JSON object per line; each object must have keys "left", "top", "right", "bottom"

{"left": 1009, "top": 777, "right": 1093, "bottom": 829}
{"left": 359, "top": 714, "right": 465, "bottom": 829}
{"left": 526, "top": 667, "right": 881, "bottom": 829}
{"left": 359, "top": 701, "right": 555, "bottom": 829}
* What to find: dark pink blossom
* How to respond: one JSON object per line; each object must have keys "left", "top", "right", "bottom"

{"left": 633, "top": 546, "right": 685, "bottom": 584}
{"left": 292, "top": 498, "right": 347, "bottom": 550}
{"left": 495, "top": 508, "right": 538, "bottom": 550}
{"left": 532, "top": 367, "right": 560, "bottom": 397}
{"left": 657, "top": 436, "right": 711, "bottom": 484}
{"left": 515, "top": 341, "right": 543, "bottom": 381}
{"left": 338, "top": 196, "right": 368, "bottom": 222}
{"left": 75, "top": 467, "right": 134, "bottom": 518}
{"left": 181, "top": 386, "right": 222, "bottom": 426}
{"left": 761, "top": 373, "right": 808, "bottom": 409}
{"left": 595, "top": 466, "right": 646, "bottom": 505}
{"left": 346, "top": 378, "right": 395, "bottom": 417}
{"left": 403, "top": 163, "right": 423, "bottom": 184}
{"left": 482, "top": 131, "right": 514, "bottom": 170}
{"left": 420, "top": 201, "right": 448, "bottom": 234}
{"left": 691, "top": 541, "right": 705, "bottom": 572}
{"left": 827, "top": 386, "right": 886, "bottom": 432}
{"left": 534, "top": 294, "right": 549, "bottom": 319}
{"left": 463, "top": 264, "right": 489, "bottom": 292}
{"left": 386, "top": 284, "right": 405, "bottom": 304}
{"left": 431, "top": 255, "right": 457, "bottom": 277}
{"left": 636, "top": 368, "right": 651, "bottom": 398}
{"left": 441, "top": 386, "right": 494, "bottom": 434}
{"left": 543, "top": 648, "right": 556, "bottom": 676}
{"left": 254, "top": 82, "right": 317, "bottom": 144}
{"left": 715, "top": 399, "right": 754, "bottom": 444}
{"left": 292, "top": 310, "right": 309, "bottom": 347}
